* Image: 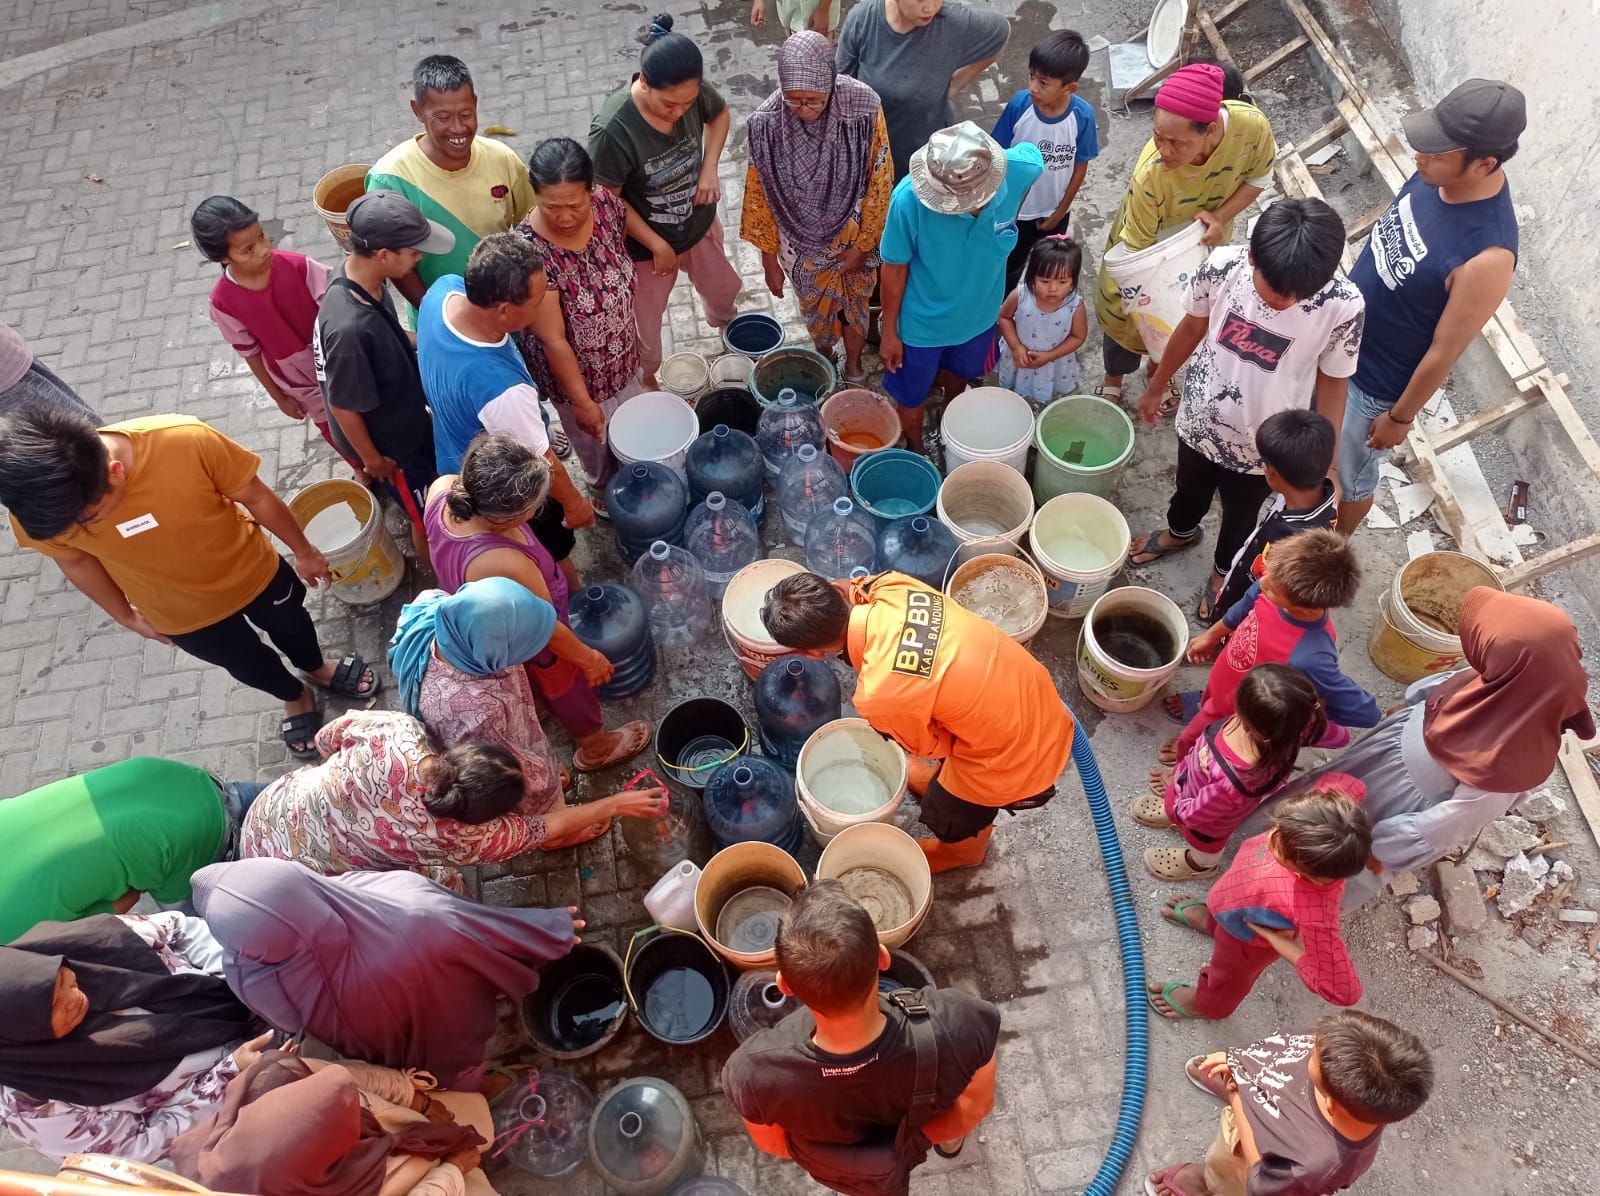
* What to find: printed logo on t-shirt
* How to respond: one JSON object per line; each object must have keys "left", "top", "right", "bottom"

{"left": 1370, "top": 191, "right": 1429, "bottom": 292}
{"left": 1216, "top": 310, "right": 1295, "bottom": 372}
{"left": 891, "top": 591, "right": 945, "bottom": 678}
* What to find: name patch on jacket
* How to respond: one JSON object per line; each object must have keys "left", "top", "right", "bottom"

{"left": 1216, "top": 309, "right": 1294, "bottom": 371}
{"left": 892, "top": 591, "right": 945, "bottom": 678}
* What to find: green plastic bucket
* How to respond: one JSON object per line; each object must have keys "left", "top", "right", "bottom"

{"left": 1032, "top": 395, "right": 1135, "bottom": 504}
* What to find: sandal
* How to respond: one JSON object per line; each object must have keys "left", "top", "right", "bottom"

{"left": 573, "top": 720, "right": 651, "bottom": 773}
{"left": 1158, "top": 379, "right": 1182, "bottom": 416}
{"left": 1163, "top": 691, "right": 1203, "bottom": 725}
{"left": 1130, "top": 793, "right": 1173, "bottom": 828}
{"left": 316, "top": 655, "right": 381, "bottom": 700}
{"left": 933, "top": 1136, "right": 965, "bottom": 1159}
{"left": 1095, "top": 382, "right": 1124, "bottom": 407}
{"left": 1145, "top": 1162, "right": 1204, "bottom": 1196}
{"left": 281, "top": 709, "right": 324, "bottom": 759}
{"left": 1196, "top": 584, "right": 1222, "bottom": 624}
{"left": 1185, "top": 1055, "right": 1229, "bottom": 1101}
{"left": 1159, "top": 896, "right": 1212, "bottom": 936}
{"left": 1146, "top": 845, "right": 1221, "bottom": 883}
{"left": 1128, "top": 529, "right": 1200, "bottom": 566}
{"left": 1146, "top": 980, "right": 1207, "bottom": 1021}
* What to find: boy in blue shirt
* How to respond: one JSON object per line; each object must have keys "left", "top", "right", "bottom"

{"left": 992, "top": 29, "right": 1099, "bottom": 293}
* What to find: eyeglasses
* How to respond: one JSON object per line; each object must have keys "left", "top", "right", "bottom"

{"left": 783, "top": 97, "right": 828, "bottom": 113}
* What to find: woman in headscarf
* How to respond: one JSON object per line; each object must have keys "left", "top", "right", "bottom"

{"left": 1260, "top": 587, "right": 1594, "bottom": 906}
{"left": 389, "top": 577, "right": 664, "bottom": 850}
{"left": 163, "top": 1051, "right": 491, "bottom": 1196}
{"left": 742, "top": 31, "right": 893, "bottom": 384}
{"left": 0, "top": 912, "right": 266, "bottom": 1162}
{"left": 190, "top": 858, "right": 577, "bottom": 1090}
{"left": 422, "top": 432, "right": 652, "bottom": 775}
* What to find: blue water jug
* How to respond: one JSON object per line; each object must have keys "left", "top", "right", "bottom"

{"left": 684, "top": 491, "right": 761, "bottom": 600}
{"left": 568, "top": 582, "right": 655, "bottom": 700}
{"left": 804, "top": 496, "right": 878, "bottom": 578}
{"left": 775, "top": 443, "right": 848, "bottom": 541}
{"left": 756, "top": 388, "right": 825, "bottom": 480}
{"left": 878, "top": 513, "right": 960, "bottom": 589}
{"left": 755, "top": 656, "right": 842, "bottom": 769}
{"left": 686, "top": 424, "right": 765, "bottom": 518}
{"left": 702, "top": 754, "right": 802, "bottom": 851}
{"left": 630, "top": 540, "right": 713, "bottom": 652}
{"left": 606, "top": 461, "right": 688, "bottom": 564}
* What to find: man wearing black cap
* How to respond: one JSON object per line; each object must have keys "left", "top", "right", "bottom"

{"left": 314, "top": 191, "right": 455, "bottom": 562}
{"left": 1336, "top": 79, "right": 1526, "bottom": 535}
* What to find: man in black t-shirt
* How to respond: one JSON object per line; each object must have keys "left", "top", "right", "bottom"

{"left": 720, "top": 880, "right": 1000, "bottom": 1193}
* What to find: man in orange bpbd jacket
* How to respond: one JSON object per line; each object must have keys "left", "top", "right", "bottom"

{"left": 761, "top": 571, "right": 1076, "bottom": 872}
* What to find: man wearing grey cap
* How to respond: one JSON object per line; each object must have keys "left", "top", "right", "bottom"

{"left": 1336, "top": 79, "right": 1525, "bottom": 535}
{"left": 314, "top": 190, "right": 455, "bottom": 563}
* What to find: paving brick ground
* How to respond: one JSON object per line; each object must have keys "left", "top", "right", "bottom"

{"left": 5, "top": 2, "right": 1600, "bottom": 1194}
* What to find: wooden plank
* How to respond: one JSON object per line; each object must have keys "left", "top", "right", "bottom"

{"left": 1344, "top": 203, "right": 1384, "bottom": 242}
{"left": 1278, "top": 114, "right": 1348, "bottom": 161}
{"left": 1533, "top": 372, "right": 1600, "bottom": 479}
{"left": 1491, "top": 300, "right": 1548, "bottom": 375}
{"left": 1501, "top": 533, "right": 1600, "bottom": 591}
{"left": 1212, "top": 0, "right": 1259, "bottom": 28}
{"left": 1430, "top": 391, "right": 1546, "bottom": 451}
{"left": 1557, "top": 729, "right": 1600, "bottom": 851}
{"left": 1245, "top": 34, "right": 1310, "bottom": 83}
{"left": 1480, "top": 316, "right": 1538, "bottom": 383}
{"left": 1335, "top": 97, "right": 1409, "bottom": 191}
{"left": 1404, "top": 429, "right": 1472, "bottom": 549}
{"left": 1196, "top": 10, "right": 1238, "bottom": 68}
{"left": 1279, "top": 0, "right": 1368, "bottom": 102}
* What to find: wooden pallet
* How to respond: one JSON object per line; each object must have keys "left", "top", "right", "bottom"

{"left": 1193, "top": 0, "right": 1600, "bottom": 589}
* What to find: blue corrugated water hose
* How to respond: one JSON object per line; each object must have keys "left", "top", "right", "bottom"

{"left": 1066, "top": 703, "right": 1149, "bottom": 1196}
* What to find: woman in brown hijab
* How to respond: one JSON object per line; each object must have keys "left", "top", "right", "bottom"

{"left": 1261, "top": 586, "right": 1594, "bottom": 906}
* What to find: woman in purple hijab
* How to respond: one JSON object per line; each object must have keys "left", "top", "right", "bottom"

{"left": 189, "top": 859, "right": 577, "bottom": 1090}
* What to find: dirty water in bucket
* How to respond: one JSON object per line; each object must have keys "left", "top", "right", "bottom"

{"left": 809, "top": 758, "right": 891, "bottom": 815}
{"left": 716, "top": 885, "right": 792, "bottom": 952}
{"left": 953, "top": 568, "right": 1036, "bottom": 636}
{"left": 548, "top": 974, "right": 627, "bottom": 1052}
{"left": 1094, "top": 610, "right": 1178, "bottom": 670}
{"left": 305, "top": 502, "right": 363, "bottom": 552}
{"left": 836, "top": 865, "right": 914, "bottom": 930}
{"left": 642, "top": 968, "right": 717, "bottom": 1041}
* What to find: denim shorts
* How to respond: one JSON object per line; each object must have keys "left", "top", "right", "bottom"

{"left": 1337, "top": 378, "right": 1393, "bottom": 503}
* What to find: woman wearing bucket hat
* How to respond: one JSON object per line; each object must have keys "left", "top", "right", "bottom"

{"left": 1092, "top": 62, "right": 1276, "bottom": 412}
{"left": 878, "top": 122, "right": 1044, "bottom": 452}
{"left": 741, "top": 32, "right": 894, "bottom": 385}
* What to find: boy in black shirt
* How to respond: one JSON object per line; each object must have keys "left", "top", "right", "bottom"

{"left": 721, "top": 880, "right": 1000, "bottom": 1194}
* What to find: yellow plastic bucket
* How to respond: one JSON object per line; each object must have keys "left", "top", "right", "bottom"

{"left": 287, "top": 479, "right": 404, "bottom": 607}
{"left": 312, "top": 164, "right": 370, "bottom": 253}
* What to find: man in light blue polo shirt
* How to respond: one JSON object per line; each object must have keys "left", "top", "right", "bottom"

{"left": 878, "top": 122, "right": 1044, "bottom": 453}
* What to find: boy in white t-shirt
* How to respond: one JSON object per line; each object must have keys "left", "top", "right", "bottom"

{"left": 1129, "top": 197, "right": 1363, "bottom": 604}
{"left": 991, "top": 30, "right": 1100, "bottom": 293}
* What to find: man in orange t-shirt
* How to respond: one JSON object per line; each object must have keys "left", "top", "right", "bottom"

{"left": 761, "top": 570, "right": 1075, "bottom": 871}
{"left": 1, "top": 407, "right": 380, "bottom": 758}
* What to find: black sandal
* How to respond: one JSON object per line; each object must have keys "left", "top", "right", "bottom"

{"left": 319, "top": 654, "right": 382, "bottom": 699}
{"left": 281, "top": 710, "right": 324, "bottom": 759}
{"left": 933, "top": 1136, "right": 966, "bottom": 1159}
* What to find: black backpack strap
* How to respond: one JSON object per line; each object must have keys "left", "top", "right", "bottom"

{"left": 330, "top": 276, "right": 413, "bottom": 350}
{"left": 886, "top": 989, "right": 940, "bottom": 1132}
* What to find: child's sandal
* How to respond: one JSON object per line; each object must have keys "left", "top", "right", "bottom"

{"left": 1130, "top": 793, "right": 1173, "bottom": 828}
{"left": 1146, "top": 847, "right": 1221, "bottom": 883}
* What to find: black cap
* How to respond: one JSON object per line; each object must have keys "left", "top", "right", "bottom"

{"left": 346, "top": 190, "right": 456, "bottom": 255}
{"left": 1403, "top": 79, "right": 1527, "bottom": 154}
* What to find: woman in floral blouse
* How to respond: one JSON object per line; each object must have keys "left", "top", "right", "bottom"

{"left": 0, "top": 911, "right": 264, "bottom": 1162}
{"left": 517, "top": 136, "right": 646, "bottom": 504}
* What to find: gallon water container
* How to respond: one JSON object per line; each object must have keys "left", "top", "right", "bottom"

{"left": 756, "top": 388, "right": 825, "bottom": 479}
{"left": 878, "top": 514, "right": 960, "bottom": 589}
{"left": 630, "top": 540, "right": 713, "bottom": 652}
{"left": 671, "top": 1180, "right": 749, "bottom": 1196}
{"left": 684, "top": 492, "right": 761, "bottom": 600}
{"left": 607, "top": 462, "right": 689, "bottom": 564}
{"left": 588, "top": 1077, "right": 703, "bottom": 1196}
{"left": 685, "top": 424, "right": 765, "bottom": 518}
{"left": 569, "top": 583, "right": 655, "bottom": 699}
{"left": 643, "top": 860, "right": 703, "bottom": 931}
{"left": 775, "top": 443, "right": 848, "bottom": 541}
{"left": 805, "top": 496, "right": 878, "bottom": 578}
{"left": 702, "top": 754, "right": 802, "bottom": 852}
{"left": 622, "top": 785, "right": 713, "bottom": 877}
{"left": 755, "top": 656, "right": 842, "bottom": 769}
{"left": 490, "top": 1068, "right": 596, "bottom": 1178}
{"left": 727, "top": 969, "right": 801, "bottom": 1042}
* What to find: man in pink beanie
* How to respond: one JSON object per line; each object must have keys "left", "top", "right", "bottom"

{"left": 1091, "top": 60, "right": 1276, "bottom": 416}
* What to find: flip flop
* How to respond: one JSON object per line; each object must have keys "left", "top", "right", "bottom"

{"left": 1163, "top": 691, "right": 1204, "bottom": 725}
{"left": 1160, "top": 896, "right": 1212, "bottom": 936}
{"left": 1145, "top": 1162, "right": 1203, "bottom": 1196}
{"left": 573, "top": 720, "right": 651, "bottom": 773}
{"left": 1196, "top": 584, "right": 1223, "bottom": 624}
{"left": 1146, "top": 846, "right": 1222, "bottom": 883}
{"left": 1129, "top": 529, "right": 1200, "bottom": 566}
{"left": 1130, "top": 793, "right": 1173, "bottom": 828}
{"left": 1185, "top": 1055, "right": 1229, "bottom": 1101}
{"left": 1147, "top": 980, "right": 1207, "bottom": 1021}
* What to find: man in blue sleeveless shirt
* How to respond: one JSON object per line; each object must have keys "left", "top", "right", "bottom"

{"left": 1337, "top": 79, "right": 1525, "bottom": 534}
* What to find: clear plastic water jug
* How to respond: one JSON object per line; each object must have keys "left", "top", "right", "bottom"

{"left": 756, "top": 387, "right": 825, "bottom": 479}
{"left": 727, "top": 969, "right": 800, "bottom": 1043}
{"left": 685, "top": 424, "right": 765, "bottom": 518}
{"left": 684, "top": 492, "right": 761, "bottom": 600}
{"left": 630, "top": 540, "right": 713, "bottom": 652}
{"left": 568, "top": 583, "right": 655, "bottom": 699}
{"left": 804, "top": 496, "right": 878, "bottom": 579}
{"left": 878, "top": 513, "right": 961, "bottom": 588}
{"left": 588, "top": 1076, "right": 702, "bottom": 1196}
{"left": 490, "top": 1068, "right": 595, "bottom": 1178}
{"left": 775, "top": 443, "right": 847, "bottom": 541}
{"left": 755, "top": 656, "right": 842, "bottom": 769}
{"left": 606, "top": 461, "right": 689, "bottom": 564}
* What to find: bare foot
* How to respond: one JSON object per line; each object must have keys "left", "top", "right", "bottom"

{"left": 1163, "top": 694, "right": 1185, "bottom": 720}
{"left": 1149, "top": 766, "right": 1173, "bottom": 795}
{"left": 1158, "top": 737, "right": 1181, "bottom": 765}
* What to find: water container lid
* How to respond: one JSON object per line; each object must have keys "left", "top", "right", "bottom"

{"left": 590, "top": 1078, "right": 695, "bottom": 1181}
{"left": 911, "top": 516, "right": 929, "bottom": 532}
{"left": 777, "top": 387, "right": 797, "bottom": 405}
{"left": 849, "top": 566, "right": 870, "bottom": 578}
{"left": 784, "top": 658, "right": 805, "bottom": 676}
{"left": 713, "top": 424, "right": 729, "bottom": 437}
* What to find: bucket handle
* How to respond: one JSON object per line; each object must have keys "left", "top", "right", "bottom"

{"left": 621, "top": 923, "right": 708, "bottom": 1013}
{"left": 940, "top": 534, "right": 1042, "bottom": 592}
{"left": 656, "top": 723, "right": 750, "bottom": 779}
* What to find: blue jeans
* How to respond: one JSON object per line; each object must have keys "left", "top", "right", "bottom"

{"left": 1337, "top": 379, "right": 1392, "bottom": 502}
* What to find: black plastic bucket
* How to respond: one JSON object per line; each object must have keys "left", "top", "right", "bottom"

{"left": 624, "top": 928, "right": 730, "bottom": 1045}
{"left": 697, "top": 387, "right": 761, "bottom": 436}
{"left": 655, "top": 697, "right": 749, "bottom": 792}
{"left": 520, "top": 943, "right": 629, "bottom": 1059}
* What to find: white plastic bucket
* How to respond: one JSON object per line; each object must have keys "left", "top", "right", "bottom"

{"left": 939, "top": 386, "right": 1034, "bottom": 476}
{"left": 1369, "top": 551, "right": 1504, "bottom": 682}
{"left": 609, "top": 390, "right": 700, "bottom": 482}
{"left": 946, "top": 551, "right": 1049, "bottom": 645}
{"left": 709, "top": 353, "right": 754, "bottom": 389}
{"left": 1103, "top": 220, "right": 1209, "bottom": 362}
{"left": 796, "top": 718, "right": 908, "bottom": 845}
{"left": 721, "top": 558, "right": 807, "bottom": 679}
{"left": 814, "top": 823, "right": 931, "bottom": 947}
{"left": 1029, "top": 493, "right": 1131, "bottom": 619}
{"left": 935, "top": 459, "right": 1035, "bottom": 550}
{"left": 1077, "top": 585, "right": 1188, "bottom": 713}
{"left": 287, "top": 479, "right": 405, "bottom": 607}
{"left": 660, "top": 351, "right": 710, "bottom": 405}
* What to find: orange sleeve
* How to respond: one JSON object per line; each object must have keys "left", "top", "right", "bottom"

{"left": 741, "top": 1118, "right": 791, "bottom": 1158}
{"left": 192, "top": 422, "right": 263, "bottom": 495}
{"left": 920, "top": 1052, "right": 997, "bottom": 1143}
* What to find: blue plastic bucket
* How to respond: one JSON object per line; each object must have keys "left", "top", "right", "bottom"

{"left": 850, "top": 449, "right": 942, "bottom": 527}
{"left": 723, "top": 314, "right": 785, "bottom": 359}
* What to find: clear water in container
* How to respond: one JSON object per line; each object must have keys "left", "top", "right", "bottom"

{"left": 684, "top": 491, "right": 761, "bottom": 600}
{"left": 808, "top": 758, "right": 892, "bottom": 815}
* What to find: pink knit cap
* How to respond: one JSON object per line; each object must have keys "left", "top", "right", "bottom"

{"left": 1155, "top": 63, "right": 1225, "bottom": 124}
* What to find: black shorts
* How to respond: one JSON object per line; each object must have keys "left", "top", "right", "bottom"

{"left": 529, "top": 497, "right": 575, "bottom": 563}
{"left": 1102, "top": 333, "right": 1144, "bottom": 377}
{"left": 918, "top": 774, "right": 1058, "bottom": 842}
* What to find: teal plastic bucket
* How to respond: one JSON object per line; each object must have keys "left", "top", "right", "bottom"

{"left": 1032, "top": 395, "right": 1136, "bottom": 504}
{"left": 850, "top": 449, "right": 942, "bottom": 527}
{"left": 751, "top": 346, "right": 836, "bottom": 409}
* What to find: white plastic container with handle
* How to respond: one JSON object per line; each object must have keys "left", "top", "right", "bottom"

{"left": 1102, "top": 219, "right": 1209, "bottom": 362}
